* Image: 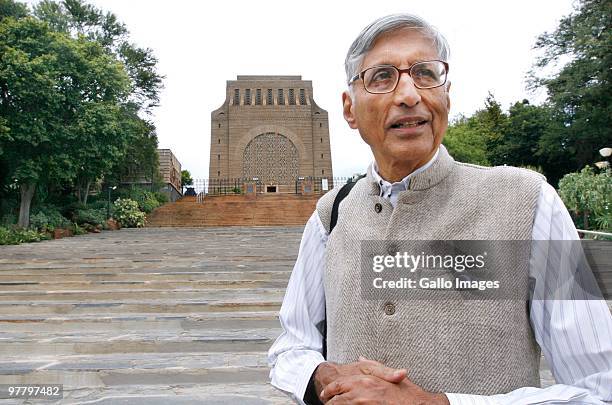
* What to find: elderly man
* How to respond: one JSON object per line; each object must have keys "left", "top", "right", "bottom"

{"left": 268, "top": 13, "right": 612, "bottom": 405}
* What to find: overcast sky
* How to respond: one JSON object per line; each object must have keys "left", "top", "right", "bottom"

{"left": 28, "top": 0, "right": 576, "bottom": 178}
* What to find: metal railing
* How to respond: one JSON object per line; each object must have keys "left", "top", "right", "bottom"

{"left": 183, "top": 176, "right": 360, "bottom": 198}
{"left": 577, "top": 229, "right": 612, "bottom": 240}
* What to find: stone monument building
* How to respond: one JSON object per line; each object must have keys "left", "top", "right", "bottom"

{"left": 157, "top": 149, "right": 182, "bottom": 201}
{"left": 209, "top": 75, "right": 333, "bottom": 193}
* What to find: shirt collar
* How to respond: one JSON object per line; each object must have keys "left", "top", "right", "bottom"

{"left": 371, "top": 148, "right": 440, "bottom": 197}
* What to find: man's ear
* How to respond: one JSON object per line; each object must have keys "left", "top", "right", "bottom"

{"left": 342, "top": 90, "right": 358, "bottom": 129}
{"left": 445, "top": 81, "right": 451, "bottom": 111}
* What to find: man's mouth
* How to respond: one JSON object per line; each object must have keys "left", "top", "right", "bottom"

{"left": 390, "top": 120, "right": 428, "bottom": 129}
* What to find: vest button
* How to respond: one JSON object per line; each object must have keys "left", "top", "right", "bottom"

{"left": 384, "top": 302, "right": 395, "bottom": 315}
{"left": 374, "top": 203, "right": 383, "bottom": 213}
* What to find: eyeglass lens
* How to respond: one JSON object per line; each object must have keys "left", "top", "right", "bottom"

{"left": 363, "top": 61, "right": 446, "bottom": 92}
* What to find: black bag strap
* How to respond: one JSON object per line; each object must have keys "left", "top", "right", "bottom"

{"left": 329, "top": 174, "right": 366, "bottom": 234}
{"left": 304, "top": 175, "right": 365, "bottom": 404}
{"left": 322, "top": 174, "right": 365, "bottom": 359}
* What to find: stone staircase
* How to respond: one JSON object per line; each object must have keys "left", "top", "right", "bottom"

{"left": 146, "top": 194, "right": 320, "bottom": 227}
{"left": 3, "top": 227, "right": 608, "bottom": 404}
{"left": 0, "top": 227, "right": 299, "bottom": 404}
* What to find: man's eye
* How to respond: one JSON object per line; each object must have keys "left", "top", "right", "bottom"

{"left": 414, "top": 68, "right": 437, "bottom": 79}
{"left": 371, "top": 69, "right": 393, "bottom": 81}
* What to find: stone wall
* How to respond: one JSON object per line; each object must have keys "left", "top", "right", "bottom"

{"left": 209, "top": 76, "right": 333, "bottom": 191}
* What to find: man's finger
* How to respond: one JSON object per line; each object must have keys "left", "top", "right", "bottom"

{"left": 358, "top": 359, "right": 406, "bottom": 383}
{"left": 358, "top": 355, "right": 379, "bottom": 364}
{"left": 327, "top": 394, "right": 350, "bottom": 405}
{"left": 321, "top": 379, "right": 348, "bottom": 402}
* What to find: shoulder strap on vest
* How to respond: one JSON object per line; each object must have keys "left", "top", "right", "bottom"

{"left": 329, "top": 174, "right": 366, "bottom": 233}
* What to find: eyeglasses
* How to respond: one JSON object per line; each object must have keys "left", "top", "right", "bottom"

{"left": 349, "top": 60, "right": 449, "bottom": 93}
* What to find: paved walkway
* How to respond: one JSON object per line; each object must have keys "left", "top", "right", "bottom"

{"left": 0, "top": 227, "right": 298, "bottom": 404}
{"left": 1, "top": 228, "right": 609, "bottom": 403}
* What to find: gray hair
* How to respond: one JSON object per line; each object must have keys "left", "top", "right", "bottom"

{"left": 345, "top": 14, "right": 450, "bottom": 85}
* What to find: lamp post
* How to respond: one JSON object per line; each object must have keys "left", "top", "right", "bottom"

{"left": 107, "top": 186, "right": 117, "bottom": 219}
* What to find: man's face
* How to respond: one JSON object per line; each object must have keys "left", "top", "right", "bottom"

{"left": 343, "top": 28, "right": 451, "bottom": 180}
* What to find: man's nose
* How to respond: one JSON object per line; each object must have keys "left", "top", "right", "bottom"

{"left": 393, "top": 72, "right": 421, "bottom": 107}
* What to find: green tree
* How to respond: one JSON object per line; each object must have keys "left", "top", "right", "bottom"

{"left": 181, "top": 170, "right": 193, "bottom": 187}
{"left": 530, "top": 0, "right": 611, "bottom": 177}
{"left": 443, "top": 115, "right": 490, "bottom": 166}
{"left": 0, "top": 16, "right": 130, "bottom": 226}
{"left": 33, "top": 0, "right": 164, "bottom": 194}
{"left": 33, "top": 0, "right": 163, "bottom": 113}
{"left": 558, "top": 166, "right": 611, "bottom": 231}
{"left": 0, "top": 0, "right": 27, "bottom": 21}
{"left": 72, "top": 102, "right": 131, "bottom": 205}
{"left": 493, "top": 100, "right": 555, "bottom": 178}
{"left": 444, "top": 93, "right": 508, "bottom": 167}
{"left": 105, "top": 112, "right": 161, "bottom": 188}
{"left": 477, "top": 93, "right": 509, "bottom": 166}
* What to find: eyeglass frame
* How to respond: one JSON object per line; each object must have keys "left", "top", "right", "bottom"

{"left": 348, "top": 60, "right": 450, "bottom": 93}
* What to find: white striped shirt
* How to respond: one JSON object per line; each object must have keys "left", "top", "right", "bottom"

{"left": 268, "top": 159, "right": 612, "bottom": 405}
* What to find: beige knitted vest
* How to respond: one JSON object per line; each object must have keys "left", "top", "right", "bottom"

{"left": 316, "top": 145, "right": 544, "bottom": 394}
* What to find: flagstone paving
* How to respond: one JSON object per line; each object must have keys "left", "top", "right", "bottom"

{"left": 0, "top": 227, "right": 296, "bottom": 404}
{"left": 0, "top": 228, "right": 609, "bottom": 404}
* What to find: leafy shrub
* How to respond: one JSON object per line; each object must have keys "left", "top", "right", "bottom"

{"left": 139, "top": 192, "right": 161, "bottom": 213}
{"left": 0, "top": 227, "right": 49, "bottom": 245}
{"left": 29, "top": 212, "right": 50, "bottom": 231}
{"left": 113, "top": 198, "right": 145, "bottom": 228}
{"left": 153, "top": 192, "right": 169, "bottom": 204}
{"left": 87, "top": 200, "right": 110, "bottom": 211}
{"left": 117, "top": 187, "right": 165, "bottom": 213}
{"left": 74, "top": 208, "right": 107, "bottom": 227}
{"left": 559, "top": 166, "right": 611, "bottom": 232}
{"left": 29, "top": 207, "right": 71, "bottom": 232}
{"left": 70, "top": 223, "right": 88, "bottom": 235}
{"left": 1, "top": 213, "right": 17, "bottom": 226}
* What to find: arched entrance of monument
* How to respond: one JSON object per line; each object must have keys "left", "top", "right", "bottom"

{"left": 243, "top": 132, "right": 299, "bottom": 193}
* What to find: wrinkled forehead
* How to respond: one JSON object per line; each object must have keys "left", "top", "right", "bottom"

{"left": 361, "top": 28, "right": 439, "bottom": 67}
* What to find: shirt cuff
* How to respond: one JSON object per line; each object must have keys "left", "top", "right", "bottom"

{"left": 446, "top": 393, "right": 500, "bottom": 405}
{"left": 296, "top": 355, "right": 326, "bottom": 403}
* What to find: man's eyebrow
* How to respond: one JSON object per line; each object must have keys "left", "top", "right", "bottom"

{"left": 364, "top": 58, "right": 430, "bottom": 69}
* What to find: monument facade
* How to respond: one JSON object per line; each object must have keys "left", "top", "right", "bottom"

{"left": 209, "top": 76, "right": 333, "bottom": 193}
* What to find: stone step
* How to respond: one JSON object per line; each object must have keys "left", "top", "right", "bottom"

{"left": 146, "top": 194, "right": 317, "bottom": 227}
{"left": 0, "top": 310, "right": 277, "bottom": 324}
{"left": 0, "top": 353, "right": 272, "bottom": 387}
{"left": 0, "top": 270, "right": 291, "bottom": 282}
{"left": 0, "top": 384, "right": 290, "bottom": 405}
{"left": 0, "top": 327, "right": 282, "bottom": 342}
{"left": 0, "top": 279, "right": 290, "bottom": 291}
{"left": 43, "top": 383, "right": 290, "bottom": 405}
{"left": 0, "top": 288, "right": 285, "bottom": 301}
{"left": 0, "top": 301, "right": 281, "bottom": 315}
{"left": 0, "top": 262, "right": 296, "bottom": 272}
{"left": 0, "top": 315, "right": 279, "bottom": 333}
{"left": 0, "top": 327, "right": 282, "bottom": 356}
{"left": 0, "top": 226, "right": 302, "bottom": 403}
{"left": 0, "top": 352, "right": 271, "bottom": 385}
{"left": 0, "top": 350, "right": 267, "bottom": 371}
